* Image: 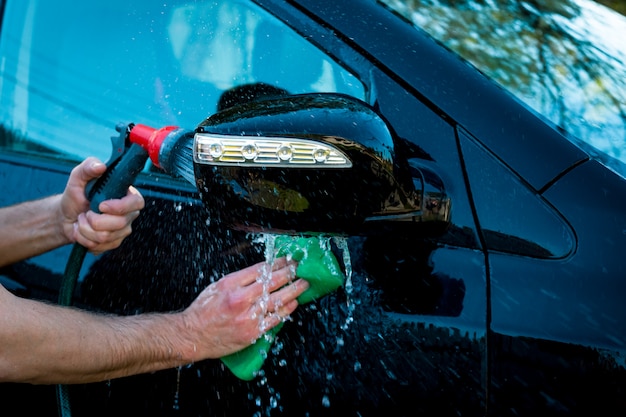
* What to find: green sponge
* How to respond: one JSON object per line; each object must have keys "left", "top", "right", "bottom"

{"left": 220, "top": 236, "right": 345, "bottom": 380}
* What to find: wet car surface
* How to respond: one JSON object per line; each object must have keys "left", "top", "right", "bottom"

{"left": 1, "top": 0, "right": 625, "bottom": 416}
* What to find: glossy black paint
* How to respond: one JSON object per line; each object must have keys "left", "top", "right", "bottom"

{"left": 195, "top": 93, "right": 450, "bottom": 236}
{"left": 0, "top": 0, "right": 625, "bottom": 416}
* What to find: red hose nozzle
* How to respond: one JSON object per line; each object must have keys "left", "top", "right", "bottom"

{"left": 129, "top": 124, "right": 179, "bottom": 168}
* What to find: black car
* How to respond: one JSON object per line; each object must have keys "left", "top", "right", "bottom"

{"left": 1, "top": 0, "right": 625, "bottom": 416}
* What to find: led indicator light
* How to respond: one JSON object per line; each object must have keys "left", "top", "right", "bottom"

{"left": 194, "top": 133, "right": 352, "bottom": 168}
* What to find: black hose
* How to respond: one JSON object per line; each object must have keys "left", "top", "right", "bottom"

{"left": 59, "top": 244, "right": 87, "bottom": 306}
{"left": 55, "top": 139, "right": 149, "bottom": 417}
{"left": 56, "top": 244, "right": 87, "bottom": 417}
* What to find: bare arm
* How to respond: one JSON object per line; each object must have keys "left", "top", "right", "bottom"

{"left": 0, "top": 194, "right": 68, "bottom": 266}
{"left": 0, "top": 257, "right": 308, "bottom": 384}
{"left": 0, "top": 157, "right": 144, "bottom": 267}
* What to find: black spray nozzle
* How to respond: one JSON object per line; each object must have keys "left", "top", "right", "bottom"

{"left": 85, "top": 123, "right": 149, "bottom": 213}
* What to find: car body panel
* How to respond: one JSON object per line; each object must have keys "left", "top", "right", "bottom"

{"left": 0, "top": 0, "right": 625, "bottom": 415}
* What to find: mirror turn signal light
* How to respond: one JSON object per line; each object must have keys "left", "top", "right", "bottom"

{"left": 194, "top": 133, "right": 352, "bottom": 168}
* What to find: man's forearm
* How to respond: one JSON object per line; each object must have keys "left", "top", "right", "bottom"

{"left": 0, "top": 195, "right": 70, "bottom": 267}
{"left": 0, "top": 287, "right": 191, "bottom": 384}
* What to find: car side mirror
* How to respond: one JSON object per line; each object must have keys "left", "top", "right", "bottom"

{"left": 193, "top": 93, "right": 451, "bottom": 236}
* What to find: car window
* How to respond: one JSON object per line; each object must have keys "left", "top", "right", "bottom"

{"left": 0, "top": 0, "right": 364, "bottom": 166}
{"left": 380, "top": 0, "right": 626, "bottom": 171}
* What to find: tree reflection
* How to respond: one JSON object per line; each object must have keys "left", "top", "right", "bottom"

{"left": 381, "top": 0, "right": 626, "bottom": 165}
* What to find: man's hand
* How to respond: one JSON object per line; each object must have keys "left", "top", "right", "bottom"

{"left": 179, "top": 257, "right": 310, "bottom": 361}
{"left": 60, "top": 157, "right": 145, "bottom": 253}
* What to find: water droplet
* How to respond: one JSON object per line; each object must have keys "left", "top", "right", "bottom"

{"left": 172, "top": 366, "right": 182, "bottom": 410}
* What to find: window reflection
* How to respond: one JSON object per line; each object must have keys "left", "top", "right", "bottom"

{"left": 159, "top": 0, "right": 364, "bottom": 127}
{"left": 380, "top": 0, "right": 626, "bottom": 167}
{"left": 0, "top": 0, "right": 364, "bottom": 163}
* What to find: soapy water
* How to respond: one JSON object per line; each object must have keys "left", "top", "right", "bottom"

{"left": 231, "top": 233, "right": 356, "bottom": 414}
{"left": 258, "top": 234, "right": 280, "bottom": 331}
{"left": 334, "top": 237, "right": 355, "bottom": 331}
{"left": 253, "top": 233, "right": 354, "bottom": 333}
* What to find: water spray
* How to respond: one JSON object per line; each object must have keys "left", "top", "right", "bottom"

{"left": 58, "top": 93, "right": 450, "bottom": 413}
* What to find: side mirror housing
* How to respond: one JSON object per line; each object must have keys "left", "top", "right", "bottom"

{"left": 193, "top": 93, "right": 450, "bottom": 236}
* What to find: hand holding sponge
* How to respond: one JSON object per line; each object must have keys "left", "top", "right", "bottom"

{"left": 220, "top": 236, "right": 345, "bottom": 380}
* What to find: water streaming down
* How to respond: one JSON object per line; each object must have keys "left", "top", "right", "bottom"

{"left": 172, "top": 366, "right": 182, "bottom": 411}
{"left": 261, "top": 234, "right": 278, "bottom": 317}
{"left": 237, "top": 234, "right": 357, "bottom": 414}
{"left": 334, "top": 237, "right": 355, "bottom": 331}
{"left": 263, "top": 233, "right": 354, "bottom": 328}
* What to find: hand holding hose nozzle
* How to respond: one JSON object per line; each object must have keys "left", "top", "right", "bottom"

{"left": 59, "top": 123, "right": 150, "bottom": 306}
{"left": 62, "top": 120, "right": 192, "bottom": 298}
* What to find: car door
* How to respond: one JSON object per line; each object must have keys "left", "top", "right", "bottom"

{"left": 461, "top": 116, "right": 626, "bottom": 415}
{"left": 192, "top": 0, "right": 489, "bottom": 415}
{"left": 286, "top": 0, "right": 626, "bottom": 416}
{"left": 459, "top": 109, "right": 626, "bottom": 415}
{"left": 0, "top": 0, "right": 487, "bottom": 416}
